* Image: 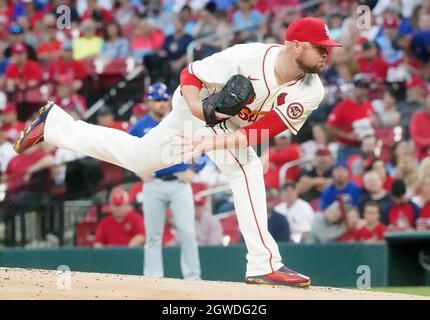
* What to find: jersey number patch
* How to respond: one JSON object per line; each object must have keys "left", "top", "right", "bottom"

{"left": 286, "top": 102, "right": 304, "bottom": 119}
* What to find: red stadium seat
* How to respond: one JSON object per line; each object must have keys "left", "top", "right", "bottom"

{"left": 219, "top": 213, "right": 241, "bottom": 244}
{"left": 75, "top": 221, "right": 97, "bottom": 246}
{"left": 374, "top": 127, "right": 395, "bottom": 162}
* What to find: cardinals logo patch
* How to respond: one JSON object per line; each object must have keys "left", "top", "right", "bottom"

{"left": 286, "top": 102, "right": 304, "bottom": 119}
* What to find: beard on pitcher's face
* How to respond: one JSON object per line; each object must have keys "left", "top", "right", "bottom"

{"left": 296, "top": 55, "right": 325, "bottom": 74}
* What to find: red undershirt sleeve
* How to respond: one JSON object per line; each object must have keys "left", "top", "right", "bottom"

{"left": 239, "top": 110, "right": 289, "bottom": 146}
{"left": 180, "top": 66, "right": 203, "bottom": 90}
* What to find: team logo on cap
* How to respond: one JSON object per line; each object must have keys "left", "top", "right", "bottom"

{"left": 287, "top": 102, "right": 304, "bottom": 119}
{"left": 324, "top": 24, "right": 330, "bottom": 37}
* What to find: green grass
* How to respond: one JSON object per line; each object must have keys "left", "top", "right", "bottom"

{"left": 372, "top": 287, "right": 430, "bottom": 297}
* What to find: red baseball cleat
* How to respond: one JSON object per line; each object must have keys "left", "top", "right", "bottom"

{"left": 13, "top": 101, "right": 54, "bottom": 154}
{"left": 245, "top": 266, "right": 311, "bottom": 288}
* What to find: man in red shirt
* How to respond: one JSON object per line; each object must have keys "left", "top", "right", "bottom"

{"left": 96, "top": 105, "right": 130, "bottom": 131}
{"left": 327, "top": 74, "right": 374, "bottom": 166}
{"left": 47, "top": 41, "right": 88, "bottom": 92}
{"left": 410, "top": 95, "right": 430, "bottom": 160}
{"left": 5, "top": 42, "right": 42, "bottom": 95}
{"left": 35, "top": 17, "right": 62, "bottom": 62}
{"left": 51, "top": 74, "right": 87, "bottom": 119}
{"left": 357, "top": 41, "right": 389, "bottom": 81}
{"left": 354, "top": 201, "right": 386, "bottom": 242}
{"left": 94, "top": 188, "right": 146, "bottom": 247}
{"left": 0, "top": 99, "right": 25, "bottom": 143}
{"left": 387, "top": 180, "right": 419, "bottom": 231}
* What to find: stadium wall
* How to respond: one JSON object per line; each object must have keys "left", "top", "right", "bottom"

{"left": 0, "top": 243, "right": 388, "bottom": 288}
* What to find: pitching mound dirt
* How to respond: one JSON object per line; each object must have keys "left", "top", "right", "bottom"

{"left": 0, "top": 268, "right": 426, "bottom": 300}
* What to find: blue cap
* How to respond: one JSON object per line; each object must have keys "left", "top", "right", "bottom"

{"left": 9, "top": 24, "right": 23, "bottom": 34}
{"left": 147, "top": 83, "right": 170, "bottom": 101}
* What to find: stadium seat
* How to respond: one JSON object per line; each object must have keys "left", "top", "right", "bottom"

{"left": 219, "top": 213, "right": 241, "bottom": 244}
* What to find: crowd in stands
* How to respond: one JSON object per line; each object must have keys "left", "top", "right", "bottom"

{"left": 1, "top": 0, "right": 430, "bottom": 247}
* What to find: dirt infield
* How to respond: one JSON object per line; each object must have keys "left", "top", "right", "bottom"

{"left": 0, "top": 268, "right": 426, "bottom": 300}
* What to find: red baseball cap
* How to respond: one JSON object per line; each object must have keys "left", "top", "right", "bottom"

{"left": 285, "top": 17, "right": 342, "bottom": 47}
{"left": 109, "top": 188, "right": 129, "bottom": 206}
{"left": 12, "top": 42, "right": 27, "bottom": 54}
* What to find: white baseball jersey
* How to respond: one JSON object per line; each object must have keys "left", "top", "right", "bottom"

{"left": 189, "top": 43, "right": 326, "bottom": 134}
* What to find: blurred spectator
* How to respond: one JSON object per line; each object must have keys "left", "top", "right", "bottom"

{"left": 398, "top": 76, "right": 427, "bottom": 137}
{"left": 81, "top": 0, "right": 112, "bottom": 24}
{"left": 387, "top": 179, "right": 419, "bottom": 232}
{"left": 347, "top": 135, "right": 377, "bottom": 180}
{"left": 395, "top": 153, "right": 419, "bottom": 196}
{"left": 307, "top": 200, "right": 347, "bottom": 244}
{"left": 359, "top": 170, "right": 393, "bottom": 225}
{"left": 0, "top": 128, "right": 15, "bottom": 175}
{"left": 161, "top": 14, "right": 193, "bottom": 89}
{"left": 131, "top": 18, "right": 165, "bottom": 60}
{"left": 14, "top": 0, "right": 45, "bottom": 31}
{"left": 233, "top": 0, "right": 264, "bottom": 43}
{"left": 357, "top": 41, "right": 389, "bottom": 82}
{"left": 4, "top": 24, "right": 37, "bottom": 61}
{"left": 96, "top": 105, "right": 130, "bottom": 131}
{"left": 274, "top": 182, "right": 313, "bottom": 243}
{"left": 410, "top": 10, "right": 430, "bottom": 66}
{"left": 412, "top": 175, "right": 430, "bottom": 208}
{"left": 337, "top": 208, "right": 365, "bottom": 243}
{"left": 94, "top": 188, "right": 146, "bottom": 247}
{"left": 369, "top": 158, "right": 395, "bottom": 192}
{"left": 322, "top": 46, "right": 358, "bottom": 86}
{"left": 263, "top": 130, "right": 301, "bottom": 189}
{"left": 5, "top": 42, "right": 43, "bottom": 94}
{"left": 101, "top": 20, "right": 131, "bottom": 58}
{"left": 0, "top": 94, "right": 25, "bottom": 143}
{"left": 72, "top": 19, "right": 103, "bottom": 60}
{"left": 372, "top": 88, "right": 401, "bottom": 128}
{"left": 375, "top": 15, "right": 404, "bottom": 64}
{"left": 265, "top": 187, "right": 290, "bottom": 242}
{"left": 300, "top": 123, "right": 337, "bottom": 162}
{"left": 410, "top": 95, "right": 430, "bottom": 161}
{"left": 297, "top": 146, "right": 334, "bottom": 204}
{"left": 327, "top": 74, "right": 374, "bottom": 166}
{"left": 47, "top": 40, "right": 88, "bottom": 92}
{"left": 194, "top": 187, "right": 224, "bottom": 245}
{"left": 192, "top": 2, "right": 230, "bottom": 59}
{"left": 178, "top": 5, "right": 197, "bottom": 36}
{"left": 354, "top": 201, "right": 386, "bottom": 242}
{"left": 387, "top": 140, "right": 415, "bottom": 176}
{"left": 114, "top": 0, "right": 138, "bottom": 27}
{"left": 417, "top": 178, "right": 430, "bottom": 230}
{"left": 192, "top": 2, "right": 219, "bottom": 39}
{"left": 51, "top": 74, "right": 87, "bottom": 118}
{"left": 320, "top": 164, "right": 362, "bottom": 210}
{"left": 35, "top": 14, "right": 62, "bottom": 63}
{"left": 4, "top": 143, "right": 54, "bottom": 246}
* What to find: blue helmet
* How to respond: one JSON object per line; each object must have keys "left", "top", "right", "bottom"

{"left": 147, "top": 83, "right": 170, "bottom": 101}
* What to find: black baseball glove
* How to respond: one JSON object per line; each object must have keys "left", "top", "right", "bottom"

{"left": 202, "top": 74, "right": 255, "bottom": 127}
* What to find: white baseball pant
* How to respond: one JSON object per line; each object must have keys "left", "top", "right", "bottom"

{"left": 44, "top": 88, "right": 283, "bottom": 276}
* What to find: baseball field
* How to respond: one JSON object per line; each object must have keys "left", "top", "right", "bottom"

{"left": 0, "top": 268, "right": 428, "bottom": 300}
